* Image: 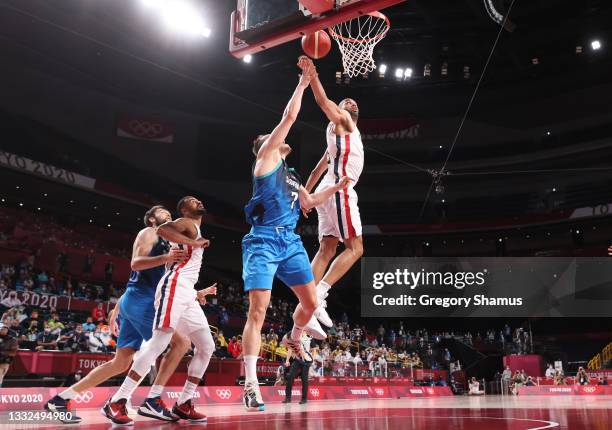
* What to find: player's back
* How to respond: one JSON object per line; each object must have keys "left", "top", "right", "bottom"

{"left": 244, "top": 160, "right": 301, "bottom": 229}
{"left": 323, "top": 122, "right": 364, "bottom": 186}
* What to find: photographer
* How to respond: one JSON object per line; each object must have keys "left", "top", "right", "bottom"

{"left": 0, "top": 323, "right": 18, "bottom": 387}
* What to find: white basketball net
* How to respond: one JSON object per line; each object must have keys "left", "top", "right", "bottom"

{"left": 329, "top": 12, "right": 390, "bottom": 78}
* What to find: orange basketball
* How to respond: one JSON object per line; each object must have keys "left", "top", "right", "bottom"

{"left": 301, "top": 30, "right": 332, "bottom": 59}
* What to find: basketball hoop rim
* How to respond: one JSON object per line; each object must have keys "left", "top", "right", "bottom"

{"left": 327, "top": 11, "right": 390, "bottom": 44}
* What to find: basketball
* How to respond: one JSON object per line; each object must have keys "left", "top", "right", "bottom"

{"left": 301, "top": 30, "right": 332, "bottom": 59}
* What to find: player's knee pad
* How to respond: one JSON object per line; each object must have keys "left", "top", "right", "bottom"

{"left": 132, "top": 329, "right": 173, "bottom": 376}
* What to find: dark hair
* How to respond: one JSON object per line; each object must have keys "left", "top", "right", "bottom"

{"left": 143, "top": 205, "right": 166, "bottom": 227}
{"left": 252, "top": 134, "right": 270, "bottom": 156}
{"left": 176, "top": 196, "right": 195, "bottom": 216}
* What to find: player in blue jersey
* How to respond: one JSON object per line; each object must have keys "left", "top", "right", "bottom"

{"left": 44, "top": 205, "right": 192, "bottom": 423}
{"left": 241, "top": 60, "right": 351, "bottom": 411}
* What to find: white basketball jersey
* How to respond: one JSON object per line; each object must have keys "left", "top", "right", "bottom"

{"left": 322, "top": 122, "right": 364, "bottom": 187}
{"left": 165, "top": 222, "right": 203, "bottom": 285}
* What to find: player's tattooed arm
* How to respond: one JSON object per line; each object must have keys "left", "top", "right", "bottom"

{"left": 131, "top": 227, "right": 189, "bottom": 271}
{"left": 299, "top": 176, "right": 352, "bottom": 210}
{"left": 157, "top": 218, "right": 210, "bottom": 248}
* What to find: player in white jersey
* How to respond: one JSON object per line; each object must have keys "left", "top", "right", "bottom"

{"left": 298, "top": 56, "right": 364, "bottom": 330}
{"left": 103, "top": 196, "right": 216, "bottom": 426}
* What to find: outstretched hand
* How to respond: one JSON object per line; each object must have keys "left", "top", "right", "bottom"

{"left": 298, "top": 55, "right": 317, "bottom": 78}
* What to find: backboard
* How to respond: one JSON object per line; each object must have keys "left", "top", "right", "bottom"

{"left": 229, "top": 0, "right": 405, "bottom": 58}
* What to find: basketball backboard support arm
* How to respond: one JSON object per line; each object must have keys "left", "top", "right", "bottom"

{"left": 229, "top": 0, "right": 405, "bottom": 58}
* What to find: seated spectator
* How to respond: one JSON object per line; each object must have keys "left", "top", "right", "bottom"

{"left": 525, "top": 376, "right": 537, "bottom": 386}
{"left": 87, "top": 328, "right": 105, "bottom": 352}
{"left": 36, "top": 323, "right": 59, "bottom": 351}
{"left": 468, "top": 377, "right": 484, "bottom": 395}
{"left": 60, "top": 323, "right": 88, "bottom": 352}
{"left": 47, "top": 312, "right": 65, "bottom": 336}
{"left": 553, "top": 370, "right": 566, "bottom": 385}
{"left": 576, "top": 367, "right": 590, "bottom": 385}
{"left": 597, "top": 377, "right": 608, "bottom": 386}
{"left": 82, "top": 317, "right": 96, "bottom": 332}
{"left": 1, "top": 291, "right": 22, "bottom": 309}
{"left": 545, "top": 364, "right": 555, "bottom": 379}
{"left": 217, "top": 330, "right": 228, "bottom": 348}
{"left": 91, "top": 302, "right": 107, "bottom": 323}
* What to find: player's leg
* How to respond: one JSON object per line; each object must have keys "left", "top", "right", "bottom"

{"left": 146, "top": 332, "right": 191, "bottom": 398}
{"left": 242, "top": 288, "right": 271, "bottom": 411}
{"left": 241, "top": 232, "right": 276, "bottom": 411}
{"left": 104, "top": 327, "right": 175, "bottom": 425}
{"left": 170, "top": 302, "right": 215, "bottom": 422}
{"left": 311, "top": 236, "right": 339, "bottom": 283}
{"left": 138, "top": 332, "right": 191, "bottom": 421}
{"left": 321, "top": 234, "right": 363, "bottom": 286}
{"left": 278, "top": 234, "right": 326, "bottom": 340}
{"left": 44, "top": 316, "right": 141, "bottom": 423}
{"left": 300, "top": 363, "right": 310, "bottom": 403}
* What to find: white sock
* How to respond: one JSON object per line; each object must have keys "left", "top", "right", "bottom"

{"left": 177, "top": 381, "right": 198, "bottom": 405}
{"left": 148, "top": 385, "right": 163, "bottom": 399}
{"left": 244, "top": 355, "right": 258, "bottom": 383}
{"left": 317, "top": 281, "right": 331, "bottom": 299}
{"left": 291, "top": 324, "right": 304, "bottom": 341}
{"left": 59, "top": 388, "right": 78, "bottom": 400}
{"left": 111, "top": 376, "right": 140, "bottom": 403}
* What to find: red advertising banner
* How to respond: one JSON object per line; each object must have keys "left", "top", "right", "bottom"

{"left": 358, "top": 118, "right": 420, "bottom": 141}
{"left": 116, "top": 115, "right": 174, "bottom": 143}
{"left": 518, "top": 385, "right": 612, "bottom": 396}
{"left": 0, "top": 385, "right": 453, "bottom": 411}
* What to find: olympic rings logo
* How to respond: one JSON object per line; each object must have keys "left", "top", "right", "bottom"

{"left": 583, "top": 386, "right": 596, "bottom": 393}
{"left": 374, "top": 388, "right": 385, "bottom": 396}
{"left": 215, "top": 389, "right": 232, "bottom": 400}
{"left": 309, "top": 388, "right": 320, "bottom": 398}
{"left": 73, "top": 391, "right": 94, "bottom": 404}
{"left": 127, "top": 120, "right": 164, "bottom": 138}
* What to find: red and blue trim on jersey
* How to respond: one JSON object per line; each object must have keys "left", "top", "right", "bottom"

{"left": 154, "top": 244, "right": 193, "bottom": 329}
{"left": 333, "top": 134, "right": 357, "bottom": 239}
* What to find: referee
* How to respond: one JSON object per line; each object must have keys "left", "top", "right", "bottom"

{"left": 282, "top": 337, "right": 312, "bottom": 404}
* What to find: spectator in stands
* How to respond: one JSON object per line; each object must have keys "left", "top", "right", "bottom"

{"left": 91, "top": 302, "right": 107, "bottom": 323}
{"left": 104, "top": 260, "right": 114, "bottom": 281}
{"left": 36, "top": 323, "right": 59, "bottom": 351}
{"left": 468, "top": 377, "right": 483, "bottom": 395}
{"left": 47, "top": 312, "right": 65, "bottom": 336}
{"left": 553, "top": 370, "right": 566, "bottom": 385}
{"left": 545, "top": 364, "right": 555, "bottom": 379}
{"left": 597, "top": 376, "right": 608, "bottom": 386}
{"left": 65, "top": 324, "right": 89, "bottom": 352}
{"left": 576, "top": 367, "right": 590, "bottom": 385}
{"left": 20, "top": 309, "right": 40, "bottom": 331}
{"left": 84, "top": 253, "right": 95, "bottom": 274}
{"left": 0, "top": 323, "right": 18, "bottom": 387}
{"left": 525, "top": 376, "right": 536, "bottom": 386}
{"left": 37, "top": 270, "right": 49, "bottom": 285}
{"left": 217, "top": 330, "right": 228, "bottom": 349}
{"left": 56, "top": 252, "right": 68, "bottom": 274}
{"left": 87, "top": 327, "right": 105, "bottom": 352}
{"left": 1, "top": 291, "right": 21, "bottom": 309}
{"left": 82, "top": 316, "right": 96, "bottom": 332}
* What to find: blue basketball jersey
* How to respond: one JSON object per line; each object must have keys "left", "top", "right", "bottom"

{"left": 244, "top": 159, "right": 302, "bottom": 229}
{"left": 125, "top": 236, "right": 170, "bottom": 294}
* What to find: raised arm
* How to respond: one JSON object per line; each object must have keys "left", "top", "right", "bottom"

{"left": 299, "top": 176, "right": 352, "bottom": 211}
{"left": 304, "top": 152, "right": 329, "bottom": 193}
{"left": 131, "top": 227, "right": 189, "bottom": 271}
{"left": 258, "top": 71, "right": 312, "bottom": 160}
{"left": 298, "top": 56, "right": 353, "bottom": 130}
{"left": 157, "top": 219, "right": 209, "bottom": 248}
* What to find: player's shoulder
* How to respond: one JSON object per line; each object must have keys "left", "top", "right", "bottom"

{"left": 136, "top": 226, "right": 157, "bottom": 240}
